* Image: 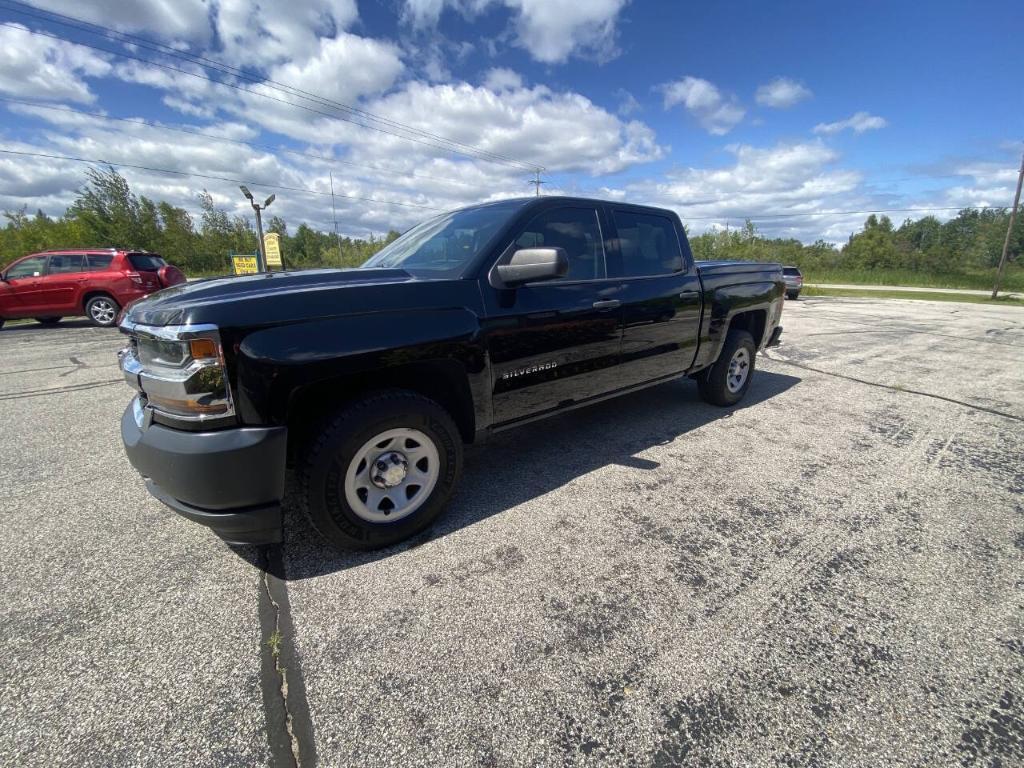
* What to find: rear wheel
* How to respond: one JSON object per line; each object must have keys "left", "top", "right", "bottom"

{"left": 786, "top": 290, "right": 800, "bottom": 300}
{"left": 85, "top": 295, "right": 120, "bottom": 327}
{"left": 35, "top": 316, "right": 61, "bottom": 325}
{"left": 696, "top": 329, "right": 756, "bottom": 406}
{"left": 299, "top": 390, "right": 463, "bottom": 551}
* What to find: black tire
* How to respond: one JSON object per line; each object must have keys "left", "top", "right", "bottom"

{"left": 85, "top": 295, "right": 120, "bottom": 327}
{"left": 696, "top": 329, "right": 756, "bottom": 406}
{"left": 786, "top": 291, "right": 800, "bottom": 300}
{"left": 299, "top": 390, "right": 463, "bottom": 551}
{"left": 0, "top": 318, "right": 5, "bottom": 330}
{"left": 35, "top": 316, "right": 61, "bottom": 325}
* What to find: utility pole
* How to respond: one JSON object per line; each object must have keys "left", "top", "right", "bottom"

{"left": 239, "top": 185, "right": 275, "bottom": 272}
{"left": 992, "top": 150, "right": 1024, "bottom": 299}
{"left": 529, "top": 168, "right": 545, "bottom": 197}
{"left": 329, "top": 170, "right": 341, "bottom": 267}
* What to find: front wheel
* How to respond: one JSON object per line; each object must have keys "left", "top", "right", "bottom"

{"left": 85, "top": 295, "right": 120, "bottom": 327}
{"left": 696, "top": 329, "right": 756, "bottom": 406}
{"left": 299, "top": 390, "right": 463, "bottom": 551}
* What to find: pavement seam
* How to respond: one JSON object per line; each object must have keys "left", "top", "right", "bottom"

{"left": 763, "top": 353, "right": 1023, "bottom": 423}
{"left": 259, "top": 545, "right": 317, "bottom": 768}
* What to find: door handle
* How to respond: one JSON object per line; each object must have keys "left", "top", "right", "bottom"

{"left": 679, "top": 290, "right": 699, "bottom": 299}
{"left": 592, "top": 299, "right": 621, "bottom": 310}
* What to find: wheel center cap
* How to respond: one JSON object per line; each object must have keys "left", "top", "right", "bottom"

{"left": 371, "top": 451, "right": 408, "bottom": 488}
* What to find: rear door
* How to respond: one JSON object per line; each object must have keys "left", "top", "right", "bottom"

{"left": 479, "top": 204, "right": 625, "bottom": 426}
{"left": 606, "top": 206, "right": 702, "bottom": 386}
{"left": 38, "top": 253, "right": 86, "bottom": 311}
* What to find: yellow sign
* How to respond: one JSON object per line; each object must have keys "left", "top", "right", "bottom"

{"left": 232, "top": 255, "right": 259, "bottom": 275}
{"left": 264, "top": 232, "right": 282, "bottom": 268}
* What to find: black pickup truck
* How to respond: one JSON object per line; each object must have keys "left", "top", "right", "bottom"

{"left": 119, "top": 197, "right": 784, "bottom": 551}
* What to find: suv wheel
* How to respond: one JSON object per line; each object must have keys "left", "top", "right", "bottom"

{"left": 696, "top": 329, "right": 756, "bottom": 406}
{"left": 85, "top": 295, "right": 120, "bottom": 327}
{"left": 35, "top": 317, "right": 61, "bottom": 325}
{"left": 299, "top": 390, "right": 463, "bottom": 551}
{"left": 786, "top": 290, "right": 800, "bottom": 300}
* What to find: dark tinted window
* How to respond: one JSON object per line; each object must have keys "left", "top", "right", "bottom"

{"left": 514, "top": 207, "right": 605, "bottom": 281}
{"left": 128, "top": 253, "right": 166, "bottom": 271}
{"left": 85, "top": 254, "right": 114, "bottom": 271}
{"left": 6, "top": 256, "right": 47, "bottom": 279}
{"left": 48, "top": 254, "right": 85, "bottom": 273}
{"left": 783, "top": 267, "right": 801, "bottom": 276}
{"left": 613, "top": 210, "right": 683, "bottom": 277}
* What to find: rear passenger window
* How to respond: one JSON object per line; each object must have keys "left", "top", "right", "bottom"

{"left": 85, "top": 254, "right": 114, "bottom": 271}
{"left": 514, "top": 207, "right": 605, "bottom": 281}
{"left": 612, "top": 211, "right": 683, "bottom": 277}
{"left": 48, "top": 254, "right": 85, "bottom": 273}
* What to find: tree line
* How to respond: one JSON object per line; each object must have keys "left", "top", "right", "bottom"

{"left": 0, "top": 167, "right": 399, "bottom": 274}
{"left": 1, "top": 166, "right": 1020, "bottom": 283}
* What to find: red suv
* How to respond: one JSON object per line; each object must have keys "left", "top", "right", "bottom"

{"left": 0, "top": 249, "right": 186, "bottom": 329}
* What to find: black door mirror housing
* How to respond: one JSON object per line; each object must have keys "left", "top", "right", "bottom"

{"left": 492, "top": 247, "right": 569, "bottom": 288}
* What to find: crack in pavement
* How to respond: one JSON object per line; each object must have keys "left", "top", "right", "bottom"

{"left": 763, "top": 352, "right": 1023, "bottom": 422}
{"left": 259, "top": 545, "right": 317, "bottom": 768}
{"left": 0, "top": 379, "right": 123, "bottom": 400}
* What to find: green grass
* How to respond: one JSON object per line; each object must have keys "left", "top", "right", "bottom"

{"left": 803, "top": 286, "right": 1024, "bottom": 306}
{"left": 801, "top": 267, "right": 1024, "bottom": 292}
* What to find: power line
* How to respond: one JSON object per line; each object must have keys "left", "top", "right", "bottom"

{"left": 0, "top": 147, "right": 443, "bottom": 211}
{"left": 0, "top": 96, "right": 492, "bottom": 190}
{"left": 0, "top": 1, "right": 542, "bottom": 172}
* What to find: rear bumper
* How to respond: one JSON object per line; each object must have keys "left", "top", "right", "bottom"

{"left": 121, "top": 398, "right": 287, "bottom": 545}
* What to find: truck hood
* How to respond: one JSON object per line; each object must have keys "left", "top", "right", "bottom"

{"left": 123, "top": 267, "right": 426, "bottom": 327}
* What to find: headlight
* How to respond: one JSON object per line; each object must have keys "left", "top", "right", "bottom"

{"left": 119, "top": 322, "right": 234, "bottom": 423}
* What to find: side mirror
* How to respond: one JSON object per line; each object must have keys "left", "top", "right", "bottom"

{"left": 493, "top": 247, "right": 569, "bottom": 287}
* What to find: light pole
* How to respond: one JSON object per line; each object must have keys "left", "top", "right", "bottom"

{"left": 240, "top": 186, "right": 276, "bottom": 272}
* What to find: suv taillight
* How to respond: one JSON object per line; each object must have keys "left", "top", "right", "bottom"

{"left": 126, "top": 270, "right": 143, "bottom": 285}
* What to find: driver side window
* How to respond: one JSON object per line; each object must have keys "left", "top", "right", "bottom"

{"left": 514, "top": 207, "right": 606, "bottom": 281}
{"left": 6, "top": 256, "right": 47, "bottom": 279}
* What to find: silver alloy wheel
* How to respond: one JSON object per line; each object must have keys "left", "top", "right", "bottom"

{"left": 726, "top": 347, "right": 751, "bottom": 393}
{"left": 344, "top": 427, "right": 440, "bottom": 524}
{"left": 89, "top": 298, "right": 117, "bottom": 325}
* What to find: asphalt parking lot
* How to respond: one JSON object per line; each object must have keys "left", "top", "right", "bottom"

{"left": 1, "top": 296, "right": 1022, "bottom": 767}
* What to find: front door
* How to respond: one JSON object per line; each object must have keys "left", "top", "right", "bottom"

{"left": 606, "top": 207, "right": 703, "bottom": 385}
{"left": 479, "top": 205, "right": 625, "bottom": 426}
{"left": 0, "top": 255, "right": 49, "bottom": 317}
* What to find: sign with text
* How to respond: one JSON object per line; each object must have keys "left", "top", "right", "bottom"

{"left": 232, "top": 255, "right": 259, "bottom": 275}
{"left": 264, "top": 232, "right": 282, "bottom": 268}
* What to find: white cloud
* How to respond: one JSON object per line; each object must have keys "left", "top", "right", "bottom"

{"left": 0, "top": 24, "right": 112, "bottom": 103}
{"left": 268, "top": 33, "right": 404, "bottom": 105}
{"left": 660, "top": 76, "right": 745, "bottom": 135}
{"left": 814, "top": 111, "right": 887, "bottom": 135}
{"left": 755, "top": 77, "right": 812, "bottom": 108}
{"left": 401, "top": 0, "right": 628, "bottom": 63}
{"left": 26, "top": 0, "right": 213, "bottom": 45}
{"left": 212, "top": 0, "right": 359, "bottom": 66}
{"left": 606, "top": 141, "right": 873, "bottom": 241}
{"left": 615, "top": 89, "right": 640, "bottom": 116}
{"left": 483, "top": 67, "right": 523, "bottom": 91}
{"left": 506, "top": 0, "right": 628, "bottom": 63}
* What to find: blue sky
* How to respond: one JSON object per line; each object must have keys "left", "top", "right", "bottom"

{"left": 0, "top": 0, "right": 1019, "bottom": 242}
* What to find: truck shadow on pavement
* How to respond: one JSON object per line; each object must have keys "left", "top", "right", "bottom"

{"left": 241, "top": 370, "right": 801, "bottom": 580}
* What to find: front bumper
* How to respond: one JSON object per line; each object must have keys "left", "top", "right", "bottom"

{"left": 121, "top": 397, "right": 287, "bottom": 545}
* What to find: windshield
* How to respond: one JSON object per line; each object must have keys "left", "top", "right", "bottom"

{"left": 783, "top": 267, "right": 801, "bottom": 275}
{"left": 361, "top": 200, "right": 528, "bottom": 276}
